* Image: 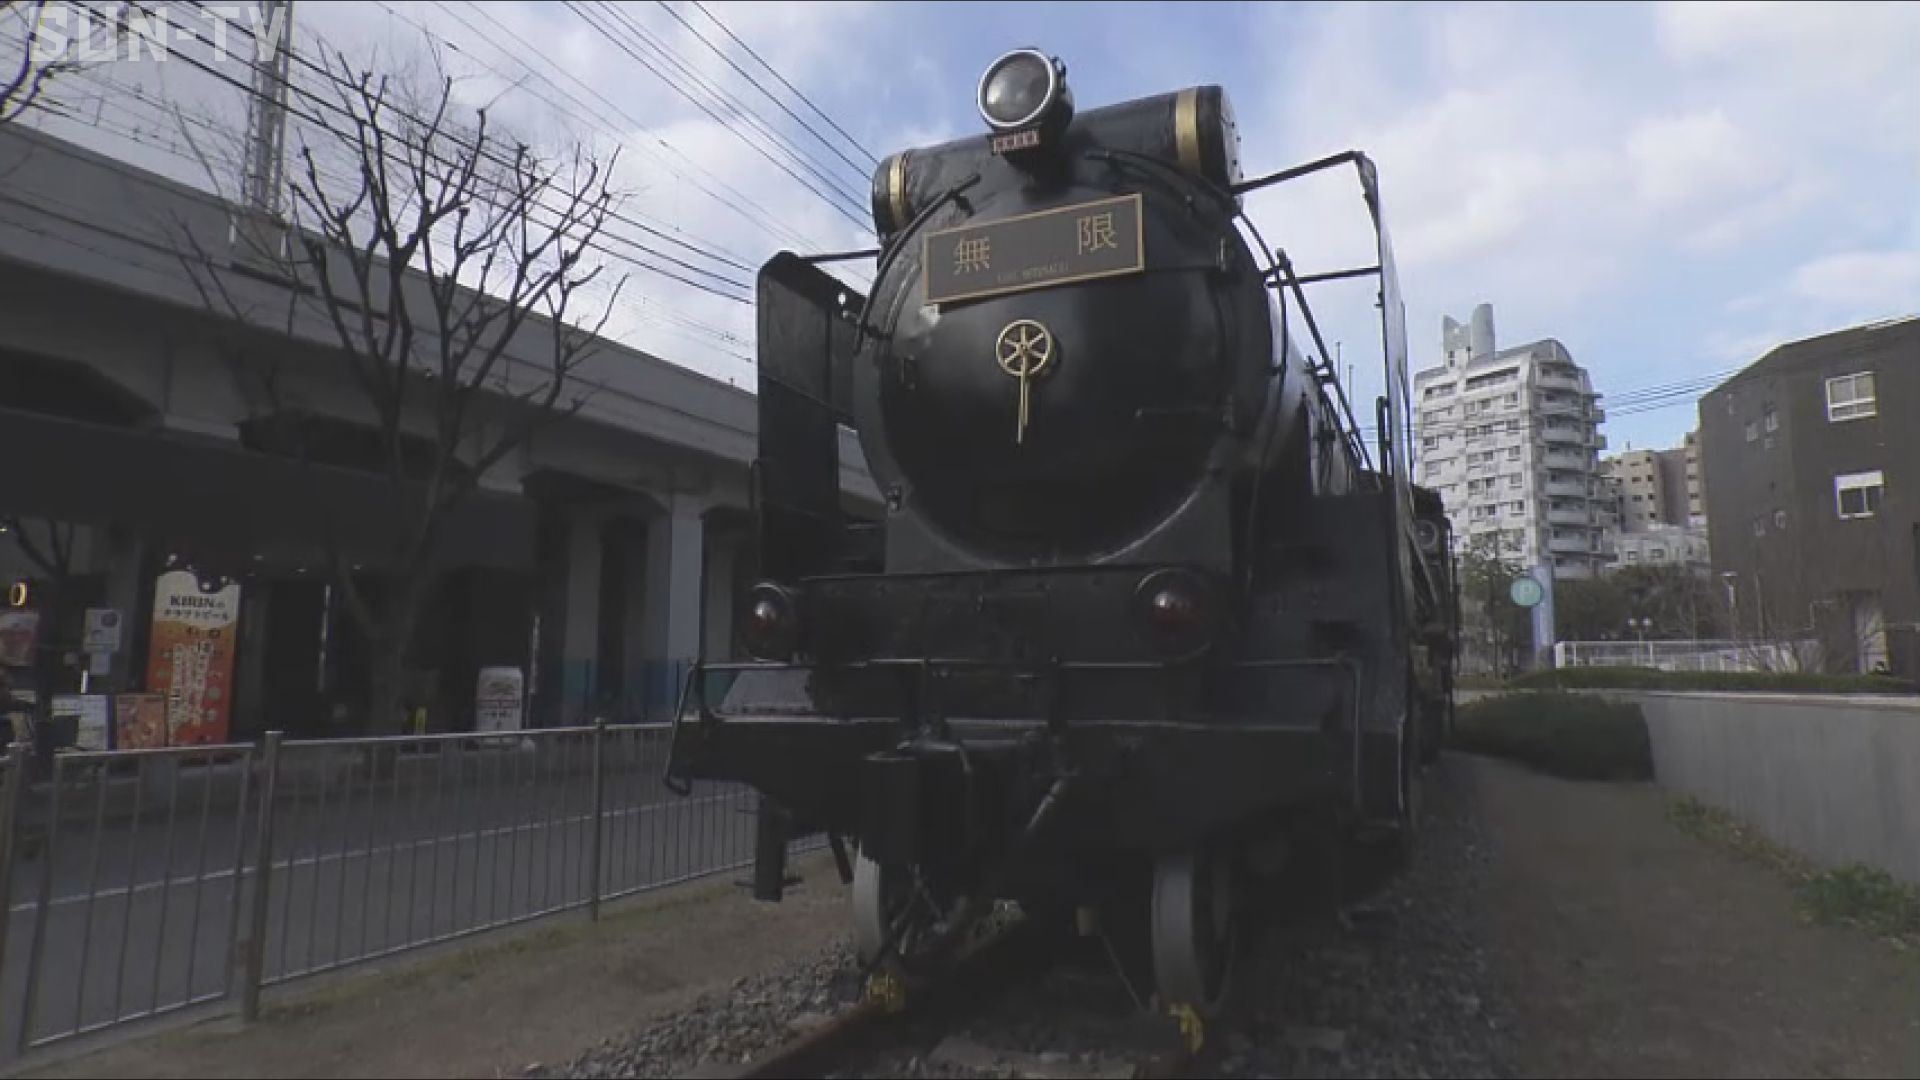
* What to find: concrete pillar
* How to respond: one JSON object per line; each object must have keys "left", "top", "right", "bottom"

{"left": 616, "top": 517, "right": 649, "bottom": 715}
{"left": 559, "top": 508, "right": 603, "bottom": 721}
{"left": 702, "top": 531, "right": 737, "bottom": 661}
{"left": 641, "top": 497, "right": 705, "bottom": 717}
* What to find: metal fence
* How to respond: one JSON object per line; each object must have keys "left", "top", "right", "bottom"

{"left": 0, "top": 723, "right": 789, "bottom": 1063}
{"left": 1552, "top": 638, "right": 1814, "bottom": 673}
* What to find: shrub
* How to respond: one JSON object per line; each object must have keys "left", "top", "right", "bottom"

{"left": 1797, "top": 864, "right": 1920, "bottom": 940}
{"left": 1669, "top": 798, "right": 1920, "bottom": 942}
{"left": 1452, "top": 691, "right": 1653, "bottom": 781}
{"left": 1508, "top": 666, "right": 1916, "bottom": 695}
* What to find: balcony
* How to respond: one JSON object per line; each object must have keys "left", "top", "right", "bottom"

{"left": 1549, "top": 532, "right": 1597, "bottom": 554}
{"left": 1542, "top": 449, "right": 1590, "bottom": 469}
{"left": 1534, "top": 369, "right": 1585, "bottom": 393}
{"left": 1537, "top": 397, "right": 1588, "bottom": 417}
{"left": 1544, "top": 478, "right": 1590, "bottom": 498}
{"left": 1590, "top": 406, "right": 1607, "bottom": 423}
{"left": 1541, "top": 423, "right": 1588, "bottom": 445}
{"left": 1547, "top": 507, "right": 1592, "bottom": 526}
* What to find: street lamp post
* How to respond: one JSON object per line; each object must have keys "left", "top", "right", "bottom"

{"left": 1628, "top": 616, "right": 1654, "bottom": 667}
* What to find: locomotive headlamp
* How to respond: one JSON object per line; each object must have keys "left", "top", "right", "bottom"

{"left": 741, "top": 582, "right": 800, "bottom": 660}
{"left": 1132, "top": 569, "right": 1219, "bottom": 659}
{"left": 978, "top": 48, "right": 1069, "bottom": 132}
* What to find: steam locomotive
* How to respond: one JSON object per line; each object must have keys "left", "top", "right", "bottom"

{"left": 668, "top": 49, "right": 1460, "bottom": 1015}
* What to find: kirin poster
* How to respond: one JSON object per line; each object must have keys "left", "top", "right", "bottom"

{"left": 144, "top": 570, "right": 242, "bottom": 745}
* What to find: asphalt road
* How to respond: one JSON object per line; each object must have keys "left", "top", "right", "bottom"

{"left": 0, "top": 731, "right": 768, "bottom": 1057}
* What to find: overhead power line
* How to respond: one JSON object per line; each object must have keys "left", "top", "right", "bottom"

{"left": 561, "top": 0, "right": 874, "bottom": 234}
{"left": 685, "top": 0, "right": 879, "bottom": 168}
{"left": 410, "top": 0, "right": 816, "bottom": 260}
{"left": 158, "top": 4, "right": 756, "bottom": 306}
{"left": 588, "top": 0, "right": 869, "bottom": 206}
{"left": 652, "top": 0, "right": 875, "bottom": 179}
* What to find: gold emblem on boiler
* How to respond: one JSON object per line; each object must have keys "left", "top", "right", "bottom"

{"left": 995, "top": 318, "right": 1056, "bottom": 444}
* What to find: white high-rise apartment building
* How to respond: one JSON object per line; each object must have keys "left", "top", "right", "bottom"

{"left": 1413, "top": 303, "right": 1610, "bottom": 579}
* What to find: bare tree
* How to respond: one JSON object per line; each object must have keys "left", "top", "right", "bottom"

{"left": 173, "top": 44, "right": 626, "bottom": 732}
{"left": 1, "top": 1, "right": 134, "bottom": 125}
{"left": 2, "top": 0, "right": 64, "bottom": 124}
{"left": 1721, "top": 511, "right": 1911, "bottom": 676}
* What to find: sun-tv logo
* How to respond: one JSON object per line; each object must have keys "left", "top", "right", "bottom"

{"left": 23, "top": 4, "right": 291, "bottom": 65}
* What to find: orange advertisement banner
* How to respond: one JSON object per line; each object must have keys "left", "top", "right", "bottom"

{"left": 144, "top": 570, "right": 241, "bottom": 746}
{"left": 114, "top": 693, "right": 167, "bottom": 751}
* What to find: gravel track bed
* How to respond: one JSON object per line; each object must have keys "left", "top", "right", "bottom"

{"left": 544, "top": 754, "right": 1518, "bottom": 1079}
{"left": 531, "top": 943, "right": 866, "bottom": 1078}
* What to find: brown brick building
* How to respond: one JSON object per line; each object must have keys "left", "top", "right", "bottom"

{"left": 1698, "top": 316, "right": 1919, "bottom": 676}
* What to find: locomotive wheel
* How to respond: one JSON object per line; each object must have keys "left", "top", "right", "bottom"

{"left": 1149, "top": 848, "right": 1238, "bottom": 1015}
{"left": 852, "top": 850, "right": 945, "bottom": 970}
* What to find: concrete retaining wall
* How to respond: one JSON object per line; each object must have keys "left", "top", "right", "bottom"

{"left": 1610, "top": 692, "right": 1920, "bottom": 885}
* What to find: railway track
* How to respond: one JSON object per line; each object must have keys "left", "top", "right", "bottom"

{"left": 722, "top": 916, "right": 1205, "bottom": 1080}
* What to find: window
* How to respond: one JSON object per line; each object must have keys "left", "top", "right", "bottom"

{"left": 1751, "top": 517, "right": 1766, "bottom": 537}
{"left": 1626, "top": 551, "right": 1639, "bottom": 562}
{"left": 1764, "top": 407, "right": 1778, "bottom": 433}
{"left": 1506, "top": 447, "right": 1520, "bottom": 461}
{"left": 1745, "top": 420, "right": 1758, "bottom": 443}
{"left": 1508, "top": 475, "right": 1521, "bottom": 488}
{"left": 1826, "top": 372, "right": 1876, "bottom": 422}
{"left": 1506, "top": 418, "right": 1520, "bottom": 433}
{"left": 1423, "top": 436, "right": 1438, "bottom": 450}
{"left": 1650, "top": 548, "right": 1667, "bottom": 561}
{"left": 1772, "top": 508, "right": 1787, "bottom": 529}
{"left": 1835, "top": 470, "right": 1885, "bottom": 519}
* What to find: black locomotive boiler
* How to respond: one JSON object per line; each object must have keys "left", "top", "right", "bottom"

{"left": 668, "top": 48, "right": 1460, "bottom": 1016}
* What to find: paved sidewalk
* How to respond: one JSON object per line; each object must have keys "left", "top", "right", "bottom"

{"left": 22, "top": 851, "right": 850, "bottom": 1079}
{"left": 1475, "top": 757, "right": 1920, "bottom": 1078}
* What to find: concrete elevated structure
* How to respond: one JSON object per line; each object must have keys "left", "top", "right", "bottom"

{"left": 0, "top": 125, "right": 878, "bottom": 734}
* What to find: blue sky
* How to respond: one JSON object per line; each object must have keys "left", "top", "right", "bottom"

{"left": 17, "top": 1, "right": 1919, "bottom": 454}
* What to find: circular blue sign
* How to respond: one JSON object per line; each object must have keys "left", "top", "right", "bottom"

{"left": 1509, "top": 574, "right": 1545, "bottom": 608}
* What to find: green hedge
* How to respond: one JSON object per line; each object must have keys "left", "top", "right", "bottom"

{"left": 1453, "top": 691, "right": 1654, "bottom": 781}
{"left": 1506, "top": 666, "right": 1917, "bottom": 695}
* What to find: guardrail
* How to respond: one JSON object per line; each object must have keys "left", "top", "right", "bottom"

{"left": 0, "top": 723, "right": 802, "bottom": 1063}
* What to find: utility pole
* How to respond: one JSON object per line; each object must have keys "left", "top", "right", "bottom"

{"left": 237, "top": 1, "right": 294, "bottom": 258}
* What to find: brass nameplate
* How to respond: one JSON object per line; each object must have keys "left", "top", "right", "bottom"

{"left": 922, "top": 193, "right": 1145, "bottom": 306}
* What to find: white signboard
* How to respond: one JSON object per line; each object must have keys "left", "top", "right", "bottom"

{"left": 83, "top": 608, "right": 124, "bottom": 654}
{"left": 475, "top": 666, "right": 524, "bottom": 733}
{"left": 53, "top": 694, "right": 112, "bottom": 751}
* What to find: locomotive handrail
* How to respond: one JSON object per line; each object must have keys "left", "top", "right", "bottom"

{"left": 1281, "top": 264, "right": 1382, "bottom": 287}
{"left": 854, "top": 173, "right": 982, "bottom": 351}
{"left": 1271, "top": 249, "right": 1375, "bottom": 481}
{"left": 1228, "top": 148, "right": 1370, "bottom": 198}
{"left": 799, "top": 248, "right": 880, "bottom": 264}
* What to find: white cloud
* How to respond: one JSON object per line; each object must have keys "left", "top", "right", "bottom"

{"left": 1625, "top": 109, "right": 1783, "bottom": 212}
{"left": 1787, "top": 250, "right": 1920, "bottom": 312}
